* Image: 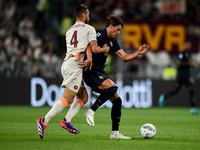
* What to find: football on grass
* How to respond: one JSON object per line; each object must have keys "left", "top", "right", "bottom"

{"left": 140, "top": 123, "right": 156, "bottom": 139}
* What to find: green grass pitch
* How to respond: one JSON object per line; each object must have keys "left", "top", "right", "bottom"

{"left": 0, "top": 106, "right": 199, "bottom": 150}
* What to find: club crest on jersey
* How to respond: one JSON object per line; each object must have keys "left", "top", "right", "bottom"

{"left": 97, "top": 32, "right": 101, "bottom": 37}
{"left": 74, "top": 85, "right": 78, "bottom": 90}
{"left": 110, "top": 41, "right": 113, "bottom": 47}
{"left": 99, "top": 76, "right": 104, "bottom": 79}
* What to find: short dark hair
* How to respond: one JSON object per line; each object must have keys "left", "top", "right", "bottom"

{"left": 106, "top": 14, "right": 124, "bottom": 28}
{"left": 74, "top": 4, "right": 88, "bottom": 18}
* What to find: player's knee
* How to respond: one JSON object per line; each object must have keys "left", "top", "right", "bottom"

{"left": 107, "top": 86, "right": 118, "bottom": 95}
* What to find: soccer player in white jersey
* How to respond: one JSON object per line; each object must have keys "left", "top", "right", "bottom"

{"left": 64, "top": 15, "right": 149, "bottom": 139}
{"left": 37, "top": 4, "right": 109, "bottom": 139}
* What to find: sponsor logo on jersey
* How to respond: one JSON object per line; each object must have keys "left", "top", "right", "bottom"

{"left": 97, "top": 32, "right": 101, "bottom": 37}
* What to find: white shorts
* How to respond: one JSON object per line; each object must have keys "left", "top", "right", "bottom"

{"left": 61, "top": 57, "right": 84, "bottom": 93}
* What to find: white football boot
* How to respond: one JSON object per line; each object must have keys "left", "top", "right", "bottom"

{"left": 110, "top": 132, "right": 131, "bottom": 139}
{"left": 84, "top": 109, "right": 95, "bottom": 126}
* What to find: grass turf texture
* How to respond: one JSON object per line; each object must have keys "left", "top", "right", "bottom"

{"left": 0, "top": 106, "right": 199, "bottom": 150}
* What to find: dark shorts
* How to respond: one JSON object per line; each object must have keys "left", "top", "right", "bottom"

{"left": 83, "top": 68, "right": 109, "bottom": 93}
{"left": 174, "top": 72, "right": 194, "bottom": 88}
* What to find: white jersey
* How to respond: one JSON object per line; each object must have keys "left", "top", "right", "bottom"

{"left": 64, "top": 22, "right": 96, "bottom": 61}
{"left": 61, "top": 22, "right": 96, "bottom": 93}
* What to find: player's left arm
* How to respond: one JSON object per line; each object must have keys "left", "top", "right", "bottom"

{"left": 115, "top": 44, "right": 149, "bottom": 62}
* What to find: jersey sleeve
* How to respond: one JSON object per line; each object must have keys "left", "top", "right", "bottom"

{"left": 88, "top": 26, "right": 97, "bottom": 43}
{"left": 96, "top": 30, "right": 107, "bottom": 46}
{"left": 178, "top": 52, "right": 184, "bottom": 61}
{"left": 112, "top": 38, "right": 121, "bottom": 53}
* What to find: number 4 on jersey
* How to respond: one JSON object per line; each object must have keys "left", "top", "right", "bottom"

{"left": 70, "top": 30, "right": 78, "bottom": 48}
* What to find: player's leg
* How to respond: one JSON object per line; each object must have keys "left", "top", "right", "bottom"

{"left": 51, "top": 88, "right": 80, "bottom": 134}
{"left": 109, "top": 94, "right": 131, "bottom": 139}
{"left": 61, "top": 86, "right": 88, "bottom": 134}
{"left": 65, "top": 86, "right": 88, "bottom": 122}
{"left": 85, "top": 79, "right": 118, "bottom": 126}
{"left": 37, "top": 87, "right": 76, "bottom": 139}
{"left": 37, "top": 58, "right": 82, "bottom": 138}
{"left": 159, "top": 81, "right": 181, "bottom": 107}
{"left": 188, "top": 86, "right": 198, "bottom": 114}
{"left": 91, "top": 79, "right": 118, "bottom": 111}
{"left": 186, "top": 78, "right": 198, "bottom": 114}
{"left": 45, "top": 88, "right": 76, "bottom": 124}
{"left": 60, "top": 64, "right": 85, "bottom": 134}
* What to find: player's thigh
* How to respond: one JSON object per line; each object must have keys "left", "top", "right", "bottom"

{"left": 185, "top": 77, "right": 194, "bottom": 89}
{"left": 61, "top": 58, "right": 83, "bottom": 93}
{"left": 97, "top": 79, "right": 117, "bottom": 91}
{"left": 173, "top": 76, "right": 183, "bottom": 91}
{"left": 61, "top": 59, "right": 82, "bottom": 103}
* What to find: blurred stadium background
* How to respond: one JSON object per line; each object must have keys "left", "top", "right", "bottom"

{"left": 0, "top": 0, "right": 200, "bottom": 107}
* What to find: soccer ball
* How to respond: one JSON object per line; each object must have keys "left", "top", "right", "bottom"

{"left": 140, "top": 123, "right": 156, "bottom": 139}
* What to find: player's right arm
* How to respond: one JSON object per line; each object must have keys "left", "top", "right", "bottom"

{"left": 89, "top": 40, "right": 109, "bottom": 54}
{"left": 116, "top": 44, "right": 149, "bottom": 62}
{"left": 88, "top": 27, "right": 109, "bottom": 54}
{"left": 79, "top": 41, "right": 109, "bottom": 69}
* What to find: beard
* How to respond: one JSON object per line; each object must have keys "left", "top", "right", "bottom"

{"left": 85, "top": 18, "right": 89, "bottom": 24}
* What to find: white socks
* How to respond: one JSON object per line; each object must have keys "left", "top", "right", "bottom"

{"left": 111, "top": 131, "right": 119, "bottom": 135}
{"left": 43, "top": 98, "right": 84, "bottom": 124}
{"left": 44, "top": 99, "right": 66, "bottom": 125}
{"left": 65, "top": 99, "right": 84, "bottom": 122}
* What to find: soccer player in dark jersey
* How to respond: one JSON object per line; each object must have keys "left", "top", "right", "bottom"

{"left": 159, "top": 40, "right": 198, "bottom": 114}
{"left": 82, "top": 15, "right": 149, "bottom": 139}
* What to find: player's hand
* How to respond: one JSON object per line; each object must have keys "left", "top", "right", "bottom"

{"left": 79, "top": 59, "right": 93, "bottom": 71}
{"left": 103, "top": 44, "right": 110, "bottom": 53}
{"left": 137, "top": 44, "right": 149, "bottom": 55}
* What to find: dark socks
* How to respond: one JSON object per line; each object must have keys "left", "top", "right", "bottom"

{"left": 91, "top": 86, "right": 118, "bottom": 111}
{"left": 111, "top": 97, "right": 122, "bottom": 131}
{"left": 189, "top": 88, "right": 195, "bottom": 107}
